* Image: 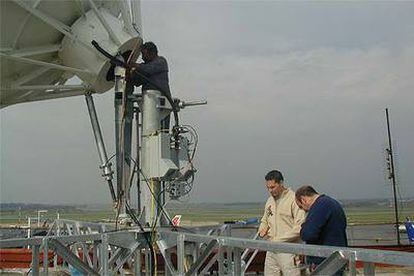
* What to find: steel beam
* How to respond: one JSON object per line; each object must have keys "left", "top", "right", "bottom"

{"left": 364, "top": 262, "right": 375, "bottom": 276}
{"left": 3, "top": 44, "right": 61, "bottom": 57}
{"left": 32, "top": 244, "right": 40, "bottom": 276}
{"left": 159, "top": 230, "right": 414, "bottom": 267}
{"left": 12, "top": 0, "right": 94, "bottom": 52}
{"left": 85, "top": 93, "right": 116, "bottom": 203}
{"left": 42, "top": 238, "right": 49, "bottom": 275}
{"left": 87, "top": 0, "right": 121, "bottom": 46}
{"left": 11, "top": 67, "right": 51, "bottom": 87}
{"left": 48, "top": 239, "right": 99, "bottom": 275}
{"left": 0, "top": 53, "right": 92, "bottom": 74}
{"left": 177, "top": 234, "right": 185, "bottom": 275}
{"left": 119, "top": 0, "right": 135, "bottom": 36}
{"left": 233, "top": 247, "right": 242, "bottom": 276}
{"left": 185, "top": 240, "right": 217, "bottom": 276}
{"left": 130, "top": 0, "right": 142, "bottom": 35}
{"left": 134, "top": 249, "right": 142, "bottom": 276}
{"left": 100, "top": 234, "right": 109, "bottom": 276}
{"left": 311, "top": 251, "right": 348, "bottom": 276}
{"left": 1, "top": 84, "right": 86, "bottom": 91}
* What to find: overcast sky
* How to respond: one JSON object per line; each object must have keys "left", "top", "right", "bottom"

{"left": 1, "top": 1, "right": 413, "bottom": 205}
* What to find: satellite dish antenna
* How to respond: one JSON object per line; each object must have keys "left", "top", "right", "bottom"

{"left": 0, "top": 0, "right": 142, "bottom": 108}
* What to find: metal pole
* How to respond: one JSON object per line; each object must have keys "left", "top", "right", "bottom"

{"left": 177, "top": 234, "right": 185, "bottom": 275}
{"left": 115, "top": 91, "right": 123, "bottom": 204}
{"left": 134, "top": 249, "right": 142, "bottom": 276}
{"left": 385, "top": 108, "right": 401, "bottom": 245}
{"left": 85, "top": 93, "right": 116, "bottom": 203}
{"left": 141, "top": 90, "right": 163, "bottom": 226}
{"left": 32, "top": 244, "right": 40, "bottom": 276}
{"left": 233, "top": 247, "right": 242, "bottom": 276}
{"left": 122, "top": 83, "right": 134, "bottom": 218}
{"left": 135, "top": 107, "right": 141, "bottom": 217}
{"left": 43, "top": 238, "right": 49, "bottom": 275}
{"left": 114, "top": 63, "right": 134, "bottom": 219}
{"left": 100, "top": 234, "right": 109, "bottom": 275}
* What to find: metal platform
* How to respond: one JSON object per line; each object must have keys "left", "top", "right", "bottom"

{"left": 1, "top": 219, "right": 414, "bottom": 275}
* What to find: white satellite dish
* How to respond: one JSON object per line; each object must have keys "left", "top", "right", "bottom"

{"left": 0, "top": 0, "right": 142, "bottom": 108}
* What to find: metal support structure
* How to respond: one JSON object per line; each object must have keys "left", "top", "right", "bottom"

{"left": 130, "top": 0, "right": 142, "bottom": 35}
{"left": 11, "top": 67, "right": 51, "bottom": 87}
{"left": 177, "top": 234, "right": 185, "bottom": 275}
{"left": 31, "top": 244, "right": 40, "bottom": 276}
{"left": 12, "top": 0, "right": 95, "bottom": 52}
{"left": 1, "top": 84, "right": 86, "bottom": 92}
{"left": 364, "top": 262, "right": 376, "bottom": 276}
{"left": 349, "top": 252, "right": 357, "bottom": 276}
{"left": 85, "top": 93, "right": 117, "bottom": 203}
{"left": 42, "top": 238, "right": 49, "bottom": 275}
{"left": 87, "top": 0, "right": 122, "bottom": 46}
{"left": 100, "top": 234, "right": 109, "bottom": 275}
{"left": 233, "top": 247, "right": 242, "bottom": 276}
{"left": 1, "top": 222, "right": 414, "bottom": 275}
{"left": 119, "top": 0, "right": 136, "bottom": 36}
{"left": 114, "top": 64, "right": 134, "bottom": 219}
{"left": 217, "top": 243, "right": 225, "bottom": 275}
{"left": 2, "top": 44, "right": 61, "bottom": 57}
{"left": 311, "top": 251, "right": 348, "bottom": 276}
{"left": 49, "top": 239, "right": 100, "bottom": 275}
{"left": 0, "top": 53, "right": 92, "bottom": 74}
{"left": 134, "top": 249, "right": 142, "bottom": 276}
{"left": 134, "top": 106, "right": 142, "bottom": 217}
{"left": 141, "top": 90, "right": 165, "bottom": 226}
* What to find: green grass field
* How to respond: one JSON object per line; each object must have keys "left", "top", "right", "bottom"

{"left": 1, "top": 205, "right": 412, "bottom": 226}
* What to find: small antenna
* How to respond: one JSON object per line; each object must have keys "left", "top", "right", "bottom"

{"left": 385, "top": 108, "right": 400, "bottom": 245}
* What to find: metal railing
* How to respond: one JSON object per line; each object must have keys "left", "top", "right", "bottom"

{"left": 1, "top": 220, "right": 414, "bottom": 275}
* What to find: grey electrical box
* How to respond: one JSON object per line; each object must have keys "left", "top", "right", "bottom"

{"left": 146, "top": 133, "right": 178, "bottom": 179}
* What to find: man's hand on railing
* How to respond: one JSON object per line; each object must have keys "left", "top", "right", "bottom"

{"left": 259, "top": 226, "right": 269, "bottom": 239}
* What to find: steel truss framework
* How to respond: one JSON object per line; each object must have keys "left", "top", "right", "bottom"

{"left": 1, "top": 220, "right": 413, "bottom": 275}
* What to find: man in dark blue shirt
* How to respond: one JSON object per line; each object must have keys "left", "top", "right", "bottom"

{"left": 131, "top": 42, "right": 171, "bottom": 129}
{"left": 295, "top": 186, "right": 348, "bottom": 275}
{"left": 130, "top": 41, "right": 171, "bottom": 97}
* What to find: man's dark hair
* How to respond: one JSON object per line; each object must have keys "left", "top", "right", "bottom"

{"left": 295, "top": 186, "right": 318, "bottom": 200}
{"left": 265, "top": 170, "right": 284, "bottom": 183}
{"left": 142, "top": 42, "right": 158, "bottom": 55}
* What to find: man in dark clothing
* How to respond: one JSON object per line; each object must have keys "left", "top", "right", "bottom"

{"left": 295, "top": 186, "right": 348, "bottom": 275}
{"left": 130, "top": 42, "right": 170, "bottom": 97}
{"left": 130, "top": 42, "right": 171, "bottom": 128}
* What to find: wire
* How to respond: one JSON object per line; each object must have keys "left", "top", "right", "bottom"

{"left": 137, "top": 168, "right": 195, "bottom": 234}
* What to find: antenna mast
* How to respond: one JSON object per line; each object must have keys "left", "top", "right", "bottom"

{"left": 385, "top": 108, "right": 401, "bottom": 245}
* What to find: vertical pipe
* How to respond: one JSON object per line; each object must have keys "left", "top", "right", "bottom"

{"left": 100, "top": 234, "right": 109, "bottom": 275}
{"left": 218, "top": 243, "right": 225, "bottom": 275}
{"left": 144, "top": 250, "right": 150, "bottom": 276}
{"left": 134, "top": 249, "right": 142, "bottom": 276}
{"left": 122, "top": 83, "right": 134, "bottom": 217}
{"left": 43, "top": 238, "right": 49, "bottom": 275}
{"left": 115, "top": 91, "right": 123, "bottom": 201}
{"left": 114, "top": 63, "right": 134, "bottom": 219}
{"left": 93, "top": 242, "right": 98, "bottom": 270}
{"left": 177, "top": 234, "right": 185, "bottom": 275}
{"left": 32, "top": 244, "right": 40, "bottom": 276}
{"left": 135, "top": 107, "right": 141, "bottom": 217}
{"left": 349, "top": 252, "right": 357, "bottom": 276}
{"left": 386, "top": 108, "right": 400, "bottom": 245}
{"left": 233, "top": 247, "right": 242, "bottom": 276}
{"left": 141, "top": 90, "right": 163, "bottom": 225}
